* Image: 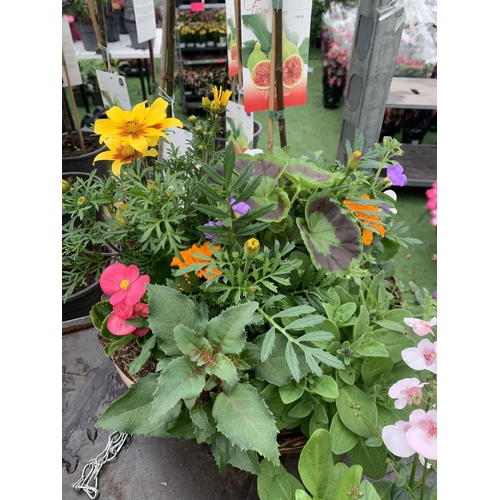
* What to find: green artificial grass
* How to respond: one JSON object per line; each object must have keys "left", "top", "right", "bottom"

{"left": 67, "top": 48, "right": 437, "bottom": 296}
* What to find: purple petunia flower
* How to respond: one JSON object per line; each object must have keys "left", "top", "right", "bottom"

{"left": 386, "top": 164, "right": 408, "bottom": 187}
{"left": 203, "top": 220, "right": 222, "bottom": 239}
{"left": 432, "top": 290, "right": 437, "bottom": 299}
{"left": 230, "top": 196, "right": 250, "bottom": 218}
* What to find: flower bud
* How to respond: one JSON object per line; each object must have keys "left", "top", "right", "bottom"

{"left": 231, "top": 251, "right": 240, "bottom": 260}
{"left": 188, "top": 115, "right": 197, "bottom": 124}
{"left": 77, "top": 196, "right": 85, "bottom": 205}
{"left": 210, "top": 100, "right": 220, "bottom": 114}
{"left": 62, "top": 179, "right": 70, "bottom": 192}
{"left": 244, "top": 238, "right": 260, "bottom": 259}
{"left": 347, "top": 151, "right": 362, "bottom": 170}
{"left": 201, "top": 97, "right": 210, "bottom": 110}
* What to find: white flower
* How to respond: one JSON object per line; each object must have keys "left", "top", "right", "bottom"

{"left": 378, "top": 0, "right": 437, "bottom": 31}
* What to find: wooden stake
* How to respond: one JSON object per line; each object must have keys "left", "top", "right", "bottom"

{"left": 234, "top": 0, "right": 243, "bottom": 90}
{"left": 62, "top": 50, "right": 85, "bottom": 152}
{"left": 274, "top": 8, "right": 287, "bottom": 148}
{"left": 165, "top": 0, "right": 176, "bottom": 114}
{"left": 267, "top": 10, "right": 277, "bottom": 153}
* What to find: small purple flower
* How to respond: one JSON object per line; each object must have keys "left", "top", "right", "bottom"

{"left": 432, "top": 290, "right": 437, "bottom": 299}
{"left": 230, "top": 196, "right": 250, "bottom": 218}
{"left": 203, "top": 220, "right": 222, "bottom": 239}
{"left": 386, "top": 164, "right": 408, "bottom": 187}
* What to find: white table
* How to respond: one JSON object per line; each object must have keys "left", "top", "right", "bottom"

{"left": 73, "top": 28, "right": 163, "bottom": 103}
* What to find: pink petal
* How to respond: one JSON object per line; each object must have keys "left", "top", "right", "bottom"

{"left": 123, "top": 275, "right": 150, "bottom": 305}
{"left": 124, "top": 264, "right": 141, "bottom": 282}
{"left": 382, "top": 421, "right": 415, "bottom": 458}
{"left": 99, "top": 262, "right": 128, "bottom": 295}
{"left": 107, "top": 312, "right": 137, "bottom": 336}
{"left": 133, "top": 327, "right": 150, "bottom": 338}
{"left": 406, "top": 428, "right": 437, "bottom": 460}
{"left": 113, "top": 301, "right": 134, "bottom": 318}
{"left": 109, "top": 289, "right": 127, "bottom": 305}
{"left": 401, "top": 347, "right": 427, "bottom": 371}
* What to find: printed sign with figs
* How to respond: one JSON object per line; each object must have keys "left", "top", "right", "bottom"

{"left": 240, "top": 0, "right": 313, "bottom": 113}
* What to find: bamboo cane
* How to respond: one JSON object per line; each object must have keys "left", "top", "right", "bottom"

{"left": 274, "top": 7, "right": 287, "bottom": 148}
{"left": 165, "top": 0, "right": 176, "bottom": 114}
{"left": 267, "top": 10, "right": 277, "bottom": 153}
{"left": 62, "top": 50, "right": 85, "bottom": 152}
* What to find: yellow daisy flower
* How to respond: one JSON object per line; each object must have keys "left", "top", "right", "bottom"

{"left": 93, "top": 137, "right": 158, "bottom": 176}
{"left": 93, "top": 98, "right": 182, "bottom": 153}
{"left": 212, "top": 86, "right": 232, "bottom": 109}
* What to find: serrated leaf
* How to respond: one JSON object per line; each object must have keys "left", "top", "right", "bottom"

{"left": 213, "top": 432, "right": 261, "bottom": 475}
{"left": 205, "top": 352, "right": 238, "bottom": 389}
{"left": 297, "top": 331, "right": 334, "bottom": 343}
{"left": 147, "top": 284, "right": 206, "bottom": 356}
{"left": 207, "top": 301, "right": 259, "bottom": 354}
{"left": 174, "top": 324, "right": 213, "bottom": 363}
{"left": 212, "top": 383, "right": 280, "bottom": 464}
{"left": 150, "top": 356, "right": 206, "bottom": 421}
{"left": 95, "top": 374, "right": 181, "bottom": 437}
{"left": 285, "top": 160, "right": 336, "bottom": 189}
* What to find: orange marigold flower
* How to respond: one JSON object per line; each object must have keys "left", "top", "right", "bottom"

{"left": 343, "top": 194, "right": 386, "bottom": 245}
{"left": 171, "top": 242, "right": 222, "bottom": 280}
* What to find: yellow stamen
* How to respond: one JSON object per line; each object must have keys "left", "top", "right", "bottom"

{"left": 124, "top": 121, "right": 140, "bottom": 134}
{"left": 120, "top": 279, "right": 130, "bottom": 290}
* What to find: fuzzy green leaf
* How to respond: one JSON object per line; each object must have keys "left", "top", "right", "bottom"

{"left": 330, "top": 413, "right": 358, "bottom": 454}
{"left": 95, "top": 374, "right": 181, "bottom": 437}
{"left": 308, "top": 374, "right": 338, "bottom": 400}
{"left": 337, "top": 385, "right": 378, "bottom": 438}
{"left": 213, "top": 432, "right": 261, "bottom": 475}
{"left": 285, "top": 341, "right": 301, "bottom": 382}
{"left": 348, "top": 438, "right": 388, "bottom": 479}
{"left": 207, "top": 301, "right": 259, "bottom": 354}
{"left": 128, "top": 336, "right": 156, "bottom": 375}
{"left": 285, "top": 161, "right": 337, "bottom": 189}
{"left": 150, "top": 356, "right": 206, "bottom": 421}
{"left": 333, "top": 464, "right": 363, "bottom": 500}
{"left": 356, "top": 341, "right": 390, "bottom": 358}
{"left": 261, "top": 326, "right": 276, "bottom": 362}
{"left": 205, "top": 352, "right": 238, "bottom": 389}
{"left": 147, "top": 284, "right": 206, "bottom": 356}
{"left": 213, "top": 383, "right": 280, "bottom": 464}
{"left": 174, "top": 324, "right": 213, "bottom": 363}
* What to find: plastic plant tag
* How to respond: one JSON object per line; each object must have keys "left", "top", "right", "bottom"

{"left": 190, "top": 2, "right": 205, "bottom": 12}
{"left": 240, "top": 0, "right": 313, "bottom": 113}
{"left": 62, "top": 18, "right": 82, "bottom": 87}
{"left": 162, "top": 127, "right": 193, "bottom": 158}
{"left": 95, "top": 71, "right": 132, "bottom": 111}
{"left": 226, "top": 101, "right": 255, "bottom": 152}
{"left": 132, "top": 0, "right": 157, "bottom": 44}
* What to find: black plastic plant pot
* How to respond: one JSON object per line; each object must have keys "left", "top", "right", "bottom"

{"left": 62, "top": 280, "right": 103, "bottom": 322}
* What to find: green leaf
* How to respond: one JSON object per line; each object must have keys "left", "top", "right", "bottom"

{"left": 371, "top": 329, "right": 415, "bottom": 362}
{"left": 273, "top": 305, "right": 317, "bottom": 318}
{"left": 285, "top": 315, "right": 326, "bottom": 331}
{"left": 298, "top": 428, "right": 336, "bottom": 499}
{"left": 195, "top": 182, "right": 226, "bottom": 203}
{"left": 371, "top": 481, "right": 393, "bottom": 500}
{"left": 335, "top": 302, "right": 357, "bottom": 324}
{"left": 308, "top": 374, "right": 339, "bottom": 400}
{"left": 213, "top": 432, "right": 261, "bottom": 475}
{"left": 353, "top": 305, "right": 370, "bottom": 338}
{"left": 278, "top": 379, "right": 304, "bottom": 404}
{"left": 174, "top": 324, "right": 213, "bottom": 363}
{"left": 297, "top": 194, "right": 361, "bottom": 272}
{"left": 294, "top": 490, "right": 313, "bottom": 500}
{"left": 193, "top": 203, "right": 229, "bottom": 220}
{"left": 257, "top": 460, "right": 293, "bottom": 500}
{"left": 285, "top": 160, "right": 337, "bottom": 189}
{"left": 361, "top": 356, "right": 394, "bottom": 387}
{"left": 104, "top": 334, "right": 136, "bottom": 356}
{"left": 207, "top": 301, "right": 259, "bottom": 354}
{"left": 223, "top": 143, "right": 236, "bottom": 187}
{"left": 285, "top": 341, "right": 301, "bottom": 382}
{"left": 90, "top": 301, "right": 112, "bottom": 330}
{"left": 150, "top": 356, "right": 206, "bottom": 421}
{"left": 253, "top": 334, "right": 310, "bottom": 386}
{"left": 348, "top": 438, "right": 388, "bottom": 479}
{"left": 356, "top": 341, "right": 390, "bottom": 358}
{"left": 288, "top": 400, "right": 315, "bottom": 419}
{"left": 270, "top": 471, "right": 303, "bottom": 500}
{"left": 374, "top": 320, "right": 407, "bottom": 333}
{"left": 333, "top": 464, "right": 363, "bottom": 500}
{"left": 337, "top": 385, "right": 378, "bottom": 438}
{"left": 95, "top": 374, "right": 181, "bottom": 437}
{"left": 205, "top": 352, "right": 238, "bottom": 389}
{"left": 261, "top": 326, "right": 276, "bottom": 362}
{"left": 212, "top": 383, "right": 280, "bottom": 464}
{"left": 128, "top": 336, "right": 156, "bottom": 375}
{"left": 147, "top": 284, "right": 206, "bottom": 356}
{"left": 359, "top": 480, "right": 383, "bottom": 500}
{"left": 330, "top": 413, "right": 358, "bottom": 454}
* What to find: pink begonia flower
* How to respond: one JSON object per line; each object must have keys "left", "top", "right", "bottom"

{"left": 382, "top": 420, "right": 415, "bottom": 458}
{"left": 107, "top": 301, "right": 150, "bottom": 337}
{"left": 100, "top": 262, "right": 150, "bottom": 306}
{"left": 402, "top": 339, "right": 437, "bottom": 374}
{"left": 388, "top": 377, "right": 427, "bottom": 409}
{"left": 406, "top": 409, "right": 437, "bottom": 460}
{"left": 404, "top": 317, "right": 437, "bottom": 337}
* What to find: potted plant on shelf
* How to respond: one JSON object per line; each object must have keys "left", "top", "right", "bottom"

{"left": 62, "top": 88, "right": 437, "bottom": 494}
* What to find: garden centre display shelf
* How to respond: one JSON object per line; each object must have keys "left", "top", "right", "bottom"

{"left": 73, "top": 29, "right": 163, "bottom": 101}
{"left": 386, "top": 77, "right": 437, "bottom": 187}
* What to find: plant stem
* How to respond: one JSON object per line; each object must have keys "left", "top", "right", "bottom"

{"left": 420, "top": 459, "right": 429, "bottom": 500}
{"left": 408, "top": 454, "right": 418, "bottom": 489}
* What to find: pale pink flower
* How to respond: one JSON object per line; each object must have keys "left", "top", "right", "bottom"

{"left": 402, "top": 339, "right": 437, "bottom": 374}
{"left": 406, "top": 409, "right": 437, "bottom": 460}
{"left": 382, "top": 420, "right": 415, "bottom": 458}
{"left": 388, "top": 377, "right": 427, "bottom": 409}
{"left": 403, "top": 317, "right": 437, "bottom": 337}
{"left": 100, "top": 262, "right": 150, "bottom": 306}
